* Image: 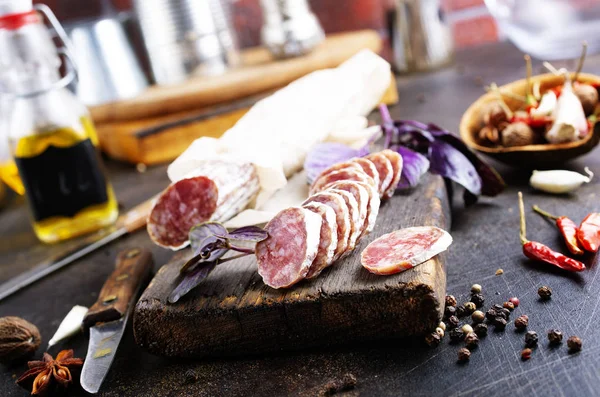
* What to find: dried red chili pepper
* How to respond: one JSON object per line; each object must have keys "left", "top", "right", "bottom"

{"left": 532, "top": 205, "right": 585, "bottom": 256}
{"left": 577, "top": 213, "right": 600, "bottom": 253}
{"left": 518, "top": 193, "right": 585, "bottom": 272}
{"left": 511, "top": 115, "right": 553, "bottom": 128}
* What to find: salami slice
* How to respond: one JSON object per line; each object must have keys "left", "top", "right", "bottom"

{"left": 256, "top": 207, "right": 322, "bottom": 289}
{"left": 310, "top": 168, "right": 375, "bottom": 196}
{"left": 365, "top": 152, "right": 394, "bottom": 198}
{"left": 147, "top": 176, "right": 219, "bottom": 249}
{"left": 358, "top": 181, "right": 380, "bottom": 236}
{"left": 361, "top": 226, "right": 453, "bottom": 275}
{"left": 303, "top": 202, "right": 338, "bottom": 278}
{"left": 327, "top": 188, "right": 360, "bottom": 251}
{"left": 351, "top": 158, "right": 380, "bottom": 190}
{"left": 327, "top": 181, "right": 369, "bottom": 244}
{"left": 309, "top": 162, "right": 363, "bottom": 193}
{"left": 303, "top": 191, "right": 351, "bottom": 260}
{"left": 380, "top": 149, "right": 403, "bottom": 199}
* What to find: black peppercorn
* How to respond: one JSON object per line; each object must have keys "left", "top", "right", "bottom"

{"left": 457, "top": 347, "right": 471, "bottom": 362}
{"left": 486, "top": 308, "right": 497, "bottom": 321}
{"left": 456, "top": 305, "right": 467, "bottom": 318}
{"left": 464, "top": 332, "right": 479, "bottom": 349}
{"left": 538, "top": 286, "right": 552, "bottom": 300}
{"left": 495, "top": 311, "right": 508, "bottom": 322}
{"left": 525, "top": 331, "right": 538, "bottom": 347}
{"left": 492, "top": 304, "right": 504, "bottom": 311}
{"left": 447, "top": 316, "right": 460, "bottom": 328}
{"left": 521, "top": 348, "right": 532, "bottom": 361}
{"left": 425, "top": 332, "right": 441, "bottom": 347}
{"left": 514, "top": 315, "right": 529, "bottom": 331}
{"left": 494, "top": 317, "right": 507, "bottom": 330}
{"left": 498, "top": 308, "right": 511, "bottom": 318}
{"left": 449, "top": 328, "right": 465, "bottom": 344}
{"left": 444, "top": 305, "right": 457, "bottom": 319}
{"left": 547, "top": 329, "right": 563, "bottom": 345}
{"left": 445, "top": 295, "right": 458, "bottom": 307}
{"left": 567, "top": 336, "right": 582, "bottom": 352}
{"left": 470, "top": 293, "right": 485, "bottom": 308}
{"left": 473, "top": 323, "right": 488, "bottom": 337}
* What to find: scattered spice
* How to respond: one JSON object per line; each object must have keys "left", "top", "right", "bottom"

{"left": 473, "top": 323, "right": 488, "bottom": 337}
{"left": 525, "top": 331, "right": 539, "bottom": 347}
{"left": 463, "top": 302, "right": 476, "bottom": 315}
{"left": 449, "top": 328, "right": 465, "bottom": 344}
{"left": 435, "top": 327, "right": 445, "bottom": 338}
{"left": 509, "top": 297, "right": 520, "bottom": 307}
{"left": 464, "top": 332, "right": 479, "bottom": 349}
{"left": 521, "top": 348, "right": 533, "bottom": 361}
{"left": 461, "top": 324, "right": 474, "bottom": 335}
{"left": 445, "top": 295, "right": 458, "bottom": 307}
{"left": 438, "top": 322, "right": 446, "bottom": 331}
{"left": 458, "top": 347, "right": 471, "bottom": 362}
{"left": 519, "top": 192, "right": 586, "bottom": 272}
{"left": 456, "top": 306, "right": 467, "bottom": 318}
{"left": 425, "top": 332, "right": 441, "bottom": 347}
{"left": 444, "top": 306, "right": 457, "bottom": 319}
{"left": 503, "top": 301, "right": 515, "bottom": 311}
{"left": 16, "top": 350, "right": 83, "bottom": 397}
{"left": 495, "top": 269, "right": 504, "bottom": 276}
{"left": 0, "top": 316, "right": 41, "bottom": 364}
{"left": 470, "top": 293, "right": 485, "bottom": 308}
{"left": 486, "top": 309, "right": 498, "bottom": 321}
{"left": 472, "top": 311, "right": 485, "bottom": 324}
{"left": 533, "top": 206, "right": 585, "bottom": 255}
{"left": 567, "top": 336, "right": 582, "bottom": 352}
{"left": 447, "top": 316, "right": 460, "bottom": 329}
{"left": 548, "top": 329, "right": 563, "bottom": 345}
{"left": 494, "top": 318, "right": 508, "bottom": 330}
{"left": 471, "top": 284, "right": 482, "bottom": 294}
{"left": 515, "top": 315, "right": 529, "bottom": 331}
{"left": 538, "top": 286, "right": 552, "bottom": 300}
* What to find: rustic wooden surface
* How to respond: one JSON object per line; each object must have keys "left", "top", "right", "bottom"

{"left": 3, "top": 42, "right": 600, "bottom": 396}
{"left": 134, "top": 174, "right": 449, "bottom": 358}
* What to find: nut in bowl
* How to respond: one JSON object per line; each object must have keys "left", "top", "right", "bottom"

{"left": 460, "top": 72, "right": 600, "bottom": 168}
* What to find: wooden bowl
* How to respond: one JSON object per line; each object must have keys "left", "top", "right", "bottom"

{"left": 460, "top": 73, "right": 600, "bottom": 167}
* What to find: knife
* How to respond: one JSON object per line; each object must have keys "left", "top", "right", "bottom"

{"left": 0, "top": 196, "right": 155, "bottom": 302}
{"left": 80, "top": 248, "right": 153, "bottom": 394}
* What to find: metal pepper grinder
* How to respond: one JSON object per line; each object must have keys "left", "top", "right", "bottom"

{"left": 390, "top": 0, "right": 454, "bottom": 73}
{"left": 260, "top": 0, "right": 324, "bottom": 59}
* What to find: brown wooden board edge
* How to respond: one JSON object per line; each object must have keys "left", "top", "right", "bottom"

{"left": 132, "top": 175, "right": 449, "bottom": 358}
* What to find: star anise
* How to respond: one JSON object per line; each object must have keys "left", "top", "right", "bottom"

{"left": 16, "top": 349, "right": 83, "bottom": 396}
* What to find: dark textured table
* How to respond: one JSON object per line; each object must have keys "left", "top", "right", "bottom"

{"left": 3, "top": 41, "right": 600, "bottom": 397}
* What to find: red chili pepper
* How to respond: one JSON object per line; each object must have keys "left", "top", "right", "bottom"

{"left": 518, "top": 193, "right": 586, "bottom": 272}
{"left": 511, "top": 115, "right": 553, "bottom": 128}
{"left": 577, "top": 213, "right": 600, "bottom": 253}
{"left": 532, "top": 205, "right": 585, "bottom": 256}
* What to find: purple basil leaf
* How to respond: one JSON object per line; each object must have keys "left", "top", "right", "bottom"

{"left": 427, "top": 123, "right": 505, "bottom": 196}
{"left": 379, "top": 104, "right": 395, "bottom": 149}
{"left": 189, "top": 222, "right": 227, "bottom": 249}
{"left": 304, "top": 143, "right": 358, "bottom": 183}
{"left": 428, "top": 139, "right": 482, "bottom": 196}
{"left": 222, "top": 226, "right": 268, "bottom": 242}
{"left": 181, "top": 235, "right": 228, "bottom": 274}
{"left": 169, "top": 261, "right": 217, "bottom": 303}
{"left": 394, "top": 146, "right": 430, "bottom": 189}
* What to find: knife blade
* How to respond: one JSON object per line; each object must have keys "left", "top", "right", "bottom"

{"left": 80, "top": 248, "right": 153, "bottom": 394}
{"left": 0, "top": 196, "right": 155, "bottom": 302}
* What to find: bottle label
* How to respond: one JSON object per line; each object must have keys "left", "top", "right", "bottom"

{"left": 16, "top": 139, "right": 109, "bottom": 221}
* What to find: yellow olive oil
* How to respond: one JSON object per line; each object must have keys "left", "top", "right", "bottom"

{"left": 12, "top": 117, "right": 118, "bottom": 243}
{"left": 0, "top": 160, "right": 24, "bottom": 195}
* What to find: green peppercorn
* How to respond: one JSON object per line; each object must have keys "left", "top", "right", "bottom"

{"left": 445, "top": 295, "right": 458, "bottom": 307}
{"left": 473, "top": 323, "right": 488, "bottom": 337}
{"left": 463, "top": 302, "right": 476, "bottom": 314}
{"left": 464, "top": 332, "right": 479, "bottom": 349}
{"left": 449, "top": 328, "right": 464, "bottom": 344}
{"left": 547, "top": 329, "right": 563, "bottom": 345}
{"left": 471, "top": 284, "right": 482, "bottom": 294}
{"left": 567, "top": 336, "right": 582, "bottom": 352}
{"left": 521, "top": 348, "right": 532, "bottom": 361}
{"left": 538, "top": 286, "right": 552, "bottom": 300}
{"left": 503, "top": 301, "right": 515, "bottom": 311}
{"left": 461, "top": 324, "right": 474, "bottom": 334}
{"left": 435, "top": 327, "right": 445, "bottom": 338}
{"left": 514, "top": 315, "right": 529, "bottom": 331}
{"left": 472, "top": 310, "right": 485, "bottom": 324}
{"left": 425, "top": 332, "right": 441, "bottom": 347}
{"left": 438, "top": 322, "right": 446, "bottom": 331}
{"left": 447, "top": 316, "right": 460, "bottom": 329}
{"left": 457, "top": 347, "right": 471, "bottom": 362}
{"left": 470, "top": 293, "right": 485, "bottom": 308}
{"left": 525, "top": 331, "right": 538, "bottom": 347}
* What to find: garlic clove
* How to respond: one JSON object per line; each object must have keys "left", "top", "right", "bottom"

{"left": 48, "top": 305, "right": 88, "bottom": 348}
{"left": 530, "top": 91, "right": 557, "bottom": 117}
{"left": 529, "top": 168, "right": 593, "bottom": 194}
{"left": 546, "top": 74, "right": 588, "bottom": 143}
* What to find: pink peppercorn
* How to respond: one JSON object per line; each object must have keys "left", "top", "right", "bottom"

{"left": 509, "top": 297, "right": 520, "bottom": 307}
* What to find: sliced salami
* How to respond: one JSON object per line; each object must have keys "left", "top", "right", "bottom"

{"left": 310, "top": 168, "right": 375, "bottom": 196}
{"left": 327, "top": 181, "right": 369, "bottom": 244}
{"left": 350, "top": 157, "right": 380, "bottom": 190}
{"left": 309, "top": 162, "right": 363, "bottom": 193}
{"left": 302, "top": 202, "right": 338, "bottom": 278}
{"left": 303, "top": 191, "right": 351, "bottom": 260}
{"left": 327, "top": 188, "right": 360, "bottom": 251}
{"left": 147, "top": 176, "right": 218, "bottom": 249}
{"left": 361, "top": 226, "right": 453, "bottom": 275}
{"left": 365, "top": 152, "right": 394, "bottom": 198}
{"left": 358, "top": 181, "right": 381, "bottom": 236}
{"left": 256, "top": 207, "right": 322, "bottom": 289}
{"left": 380, "top": 149, "right": 403, "bottom": 199}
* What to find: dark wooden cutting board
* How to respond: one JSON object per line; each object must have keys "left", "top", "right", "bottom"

{"left": 133, "top": 173, "right": 450, "bottom": 358}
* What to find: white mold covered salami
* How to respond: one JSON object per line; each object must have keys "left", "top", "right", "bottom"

{"left": 303, "top": 202, "right": 338, "bottom": 278}
{"left": 361, "top": 226, "right": 452, "bottom": 275}
{"left": 303, "top": 191, "right": 351, "bottom": 260}
{"left": 380, "top": 149, "right": 403, "bottom": 199}
{"left": 256, "top": 207, "right": 322, "bottom": 289}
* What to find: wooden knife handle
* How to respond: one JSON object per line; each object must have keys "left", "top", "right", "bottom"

{"left": 115, "top": 196, "right": 157, "bottom": 233}
{"left": 83, "top": 248, "right": 153, "bottom": 329}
